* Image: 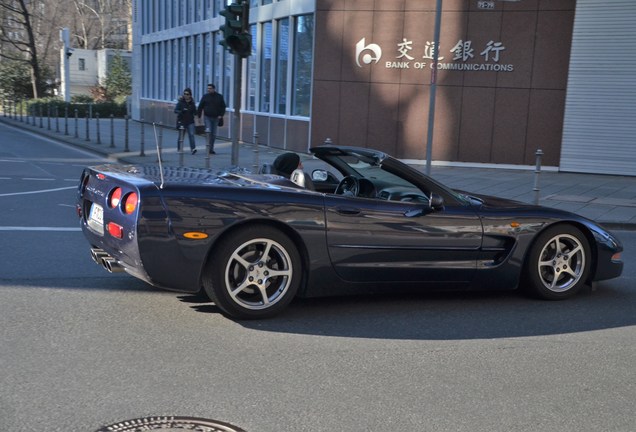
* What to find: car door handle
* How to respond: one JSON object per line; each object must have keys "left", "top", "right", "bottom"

{"left": 335, "top": 206, "right": 361, "bottom": 215}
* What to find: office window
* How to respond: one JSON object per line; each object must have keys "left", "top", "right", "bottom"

{"left": 292, "top": 14, "right": 313, "bottom": 117}
{"left": 260, "top": 22, "right": 272, "bottom": 112}
{"left": 246, "top": 24, "right": 257, "bottom": 111}
{"left": 195, "top": 34, "right": 203, "bottom": 97}
{"left": 275, "top": 18, "right": 289, "bottom": 115}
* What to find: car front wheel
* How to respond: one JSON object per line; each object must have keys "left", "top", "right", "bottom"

{"left": 203, "top": 225, "right": 301, "bottom": 319}
{"left": 524, "top": 225, "right": 591, "bottom": 300}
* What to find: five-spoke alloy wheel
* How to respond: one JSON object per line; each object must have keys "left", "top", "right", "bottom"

{"left": 524, "top": 225, "right": 591, "bottom": 300}
{"left": 203, "top": 225, "right": 301, "bottom": 319}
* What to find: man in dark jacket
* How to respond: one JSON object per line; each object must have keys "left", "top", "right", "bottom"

{"left": 197, "top": 84, "right": 226, "bottom": 155}
{"left": 174, "top": 88, "right": 197, "bottom": 154}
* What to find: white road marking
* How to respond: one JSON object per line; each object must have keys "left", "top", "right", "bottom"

{"left": 0, "top": 186, "right": 76, "bottom": 197}
{"left": 0, "top": 226, "right": 81, "bottom": 231}
{"left": 22, "top": 178, "right": 55, "bottom": 181}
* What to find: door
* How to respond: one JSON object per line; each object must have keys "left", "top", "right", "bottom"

{"left": 324, "top": 195, "right": 483, "bottom": 283}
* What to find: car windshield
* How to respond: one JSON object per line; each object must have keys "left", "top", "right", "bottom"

{"left": 337, "top": 154, "right": 414, "bottom": 188}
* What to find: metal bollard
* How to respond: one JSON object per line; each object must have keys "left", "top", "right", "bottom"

{"left": 64, "top": 105, "right": 69, "bottom": 135}
{"left": 39, "top": 105, "right": 43, "bottom": 128}
{"left": 19, "top": 100, "right": 23, "bottom": 122}
{"left": 110, "top": 114, "right": 115, "bottom": 148}
{"left": 533, "top": 149, "right": 544, "bottom": 205}
{"left": 204, "top": 127, "right": 210, "bottom": 168}
{"left": 74, "top": 109, "right": 79, "bottom": 138}
{"left": 252, "top": 132, "right": 260, "bottom": 173}
{"left": 126, "top": 115, "right": 132, "bottom": 153}
{"left": 140, "top": 119, "right": 145, "bottom": 155}
{"left": 55, "top": 106, "right": 59, "bottom": 132}
{"left": 178, "top": 126, "right": 185, "bottom": 167}
{"left": 85, "top": 112, "right": 90, "bottom": 141}
{"left": 47, "top": 104, "right": 51, "bottom": 130}
{"left": 95, "top": 112, "right": 101, "bottom": 144}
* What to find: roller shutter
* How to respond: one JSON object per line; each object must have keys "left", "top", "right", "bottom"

{"left": 560, "top": 0, "right": 636, "bottom": 175}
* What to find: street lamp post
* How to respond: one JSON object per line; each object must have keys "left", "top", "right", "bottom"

{"left": 425, "top": 0, "right": 443, "bottom": 176}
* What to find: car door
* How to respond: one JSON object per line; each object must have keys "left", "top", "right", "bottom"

{"left": 324, "top": 194, "right": 483, "bottom": 284}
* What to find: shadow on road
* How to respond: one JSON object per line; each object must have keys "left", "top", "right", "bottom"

{"left": 199, "top": 281, "right": 636, "bottom": 340}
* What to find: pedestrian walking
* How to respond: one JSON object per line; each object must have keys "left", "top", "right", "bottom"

{"left": 175, "top": 88, "right": 198, "bottom": 154}
{"left": 197, "top": 83, "right": 226, "bottom": 155}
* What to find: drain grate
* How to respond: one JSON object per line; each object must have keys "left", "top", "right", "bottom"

{"left": 96, "top": 416, "right": 246, "bottom": 432}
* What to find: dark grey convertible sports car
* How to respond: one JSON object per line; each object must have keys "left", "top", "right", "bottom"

{"left": 77, "top": 145, "right": 623, "bottom": 319}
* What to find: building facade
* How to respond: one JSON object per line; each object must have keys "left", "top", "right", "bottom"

{"left": 132, "top": 0, "right": 635, "bottom": 175}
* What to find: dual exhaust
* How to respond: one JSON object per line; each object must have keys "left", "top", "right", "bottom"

{"left": 90, "top": 248, "right": 125, "bottom": 273}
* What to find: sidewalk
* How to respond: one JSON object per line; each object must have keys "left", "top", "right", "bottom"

{"left": 2, "top": 113, "right": 635, "bottom": 230}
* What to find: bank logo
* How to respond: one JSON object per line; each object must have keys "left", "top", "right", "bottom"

{"left": 356, "top": 38, "right": 382, "bottom": 67}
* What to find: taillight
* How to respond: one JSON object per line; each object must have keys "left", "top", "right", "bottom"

{"left": 123, "top": 192, "right": 138, "bottom": 214}
{"left": 107, "top": 222, "right": 123, "bottom": 239}
{"left": 109, "top": 187, "right": 122, "bottom": 208}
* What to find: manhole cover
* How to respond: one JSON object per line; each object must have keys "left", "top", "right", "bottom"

{"left": 96, "top": 416, "right": 246, "bottom": 432}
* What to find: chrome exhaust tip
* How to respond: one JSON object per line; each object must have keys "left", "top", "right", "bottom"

{"left": 102, "top": 257, "right": 125, "bottom": 273}
{"left": 90, "top": 248, "right": 109, "bottom": 264}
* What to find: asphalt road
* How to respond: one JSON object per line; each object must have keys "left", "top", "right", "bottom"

{"left": 1, "top": 122, "right": 635, "bottom": 432}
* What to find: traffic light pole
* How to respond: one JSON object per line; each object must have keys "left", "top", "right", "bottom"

{"left": 231, "top": 55, "right": 242, "bottom": 166}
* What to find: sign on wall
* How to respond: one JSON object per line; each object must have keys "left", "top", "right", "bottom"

{"left": 355, "top": 37, "right": 514, "bottom": 72}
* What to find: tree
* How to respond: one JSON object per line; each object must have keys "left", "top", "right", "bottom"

{"left": 103, "top": 52, "right": 131, "bottom": 99}
{"left": 71, "top": 0, "right": 131, "bottom": 49}
{"left": 0, "top": 0, "right": 45, "bottom": 97}
{"left": 0, "top": 59, "right": 32, "bottom": 99}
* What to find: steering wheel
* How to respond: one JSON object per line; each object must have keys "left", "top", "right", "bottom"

{"left": 335, "top": 175, "right": 360, "bottom": 197}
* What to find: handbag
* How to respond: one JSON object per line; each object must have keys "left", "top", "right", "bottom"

{"left": 218, "top": 117, "right": 224, "bottom": 127}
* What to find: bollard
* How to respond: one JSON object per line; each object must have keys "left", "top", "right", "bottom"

{"left": 74, "top": 109, "right": 79, "bottom": 138}
{"left": 39, "top": 105, "right": 43, "bottom": 128}
{"left": 55, "top": 106, "right": 59, "bottom": 132}
{"left": 533, "top": 149, "right": 544, "bottom": 205}
{"left": 110, "top": 114, "right": 115, "bottom": 147}
{"left": 252, "top": 132, "right": 260, "bottom": 173}
{"left": 178, "top": 126, "right": 185, "bottom": 167}
{"left": 47, "top": 104, "right": 51, "bottom": 130}
{"left": 64, "top": 105, "right": 69, "bottom": 135}
{"left": 324, "top": 137, "right": 333, "bottom": 145}
{"left": 140, "top": 119, "right": 145, "bottom": 155}
{"left": 204, "top": 127, "right": 210, "bottom": 168}
{"left": 85, "top": 112, "right": 90, "bottom": 141}
{"left": 19, "top": 100, "right": 23, "bottom": 122}
{"left": 126, "top": 115, "right": 132, "bottom": 153}
{"left": 96, "top": 112, "right": 101, "bottom": 144}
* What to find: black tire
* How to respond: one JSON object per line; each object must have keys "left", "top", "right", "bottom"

{"left": 524, "top": 225, "right": 591, "bottom": 300}
{"left": 202, "top": 225, "right": 301, "bottom": 319}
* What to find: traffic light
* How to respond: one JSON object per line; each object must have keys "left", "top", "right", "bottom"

{"left": 220, "top": 2, "right": 251, "bottom": 58}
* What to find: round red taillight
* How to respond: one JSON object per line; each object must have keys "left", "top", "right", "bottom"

{"left": 109, "top": 187, "right": 122, "bottom": 208}
{"left": 123, "top": 192, "right": 138, "bottom": 214}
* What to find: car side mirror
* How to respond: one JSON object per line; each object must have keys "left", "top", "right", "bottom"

{"left": 429, "top": 193, "right": 444, "bottom": 210}
{"left": 403, "top": 194, "right": 444, "bottom": 218}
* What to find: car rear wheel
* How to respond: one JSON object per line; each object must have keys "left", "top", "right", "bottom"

{"left": 524, "top": 225, "right": 591, "bottom": 300}
{"left": 203, "top": 225, "right": 301, "bottom": 319}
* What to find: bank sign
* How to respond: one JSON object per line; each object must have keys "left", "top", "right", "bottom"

{"left": 356, "top": 37, "right": 514, "bottom": 72}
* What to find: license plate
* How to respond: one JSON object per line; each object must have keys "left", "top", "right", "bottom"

{"left": 88, "top": 203, "right": 104, "bottom": 235}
